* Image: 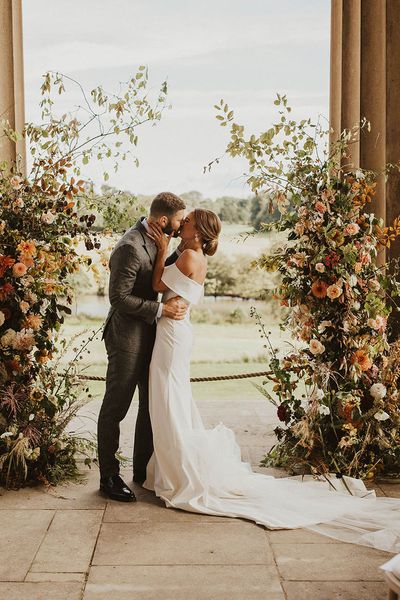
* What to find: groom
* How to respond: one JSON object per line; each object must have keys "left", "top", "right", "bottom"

{"left": 98, "top": 192, "right": 187, "bottom": 501}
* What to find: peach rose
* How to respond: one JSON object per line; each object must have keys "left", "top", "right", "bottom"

{"left": 12, "top": 262, "right": 27, "bottom": 277}
{"left": 315, "top": 201, "right": 327, "bottom": 214}
{"left": 345, "top": 223, "right": 360, "bottom": 235}
{"left": 19, "top": 301, "right": 29, "bottom": 314}
{"left": 14, "top": 197, "right": 24, "bottom": 208}
{"left": 11, "top": 329, "right": 35, "bottom": 351}
{"left": 354, "top": 262, "right": 363, "bottom": 274}
{"left": 23, "top": 314, "right": 43, "bottom": 331}
{"left": 309, "top": 339, "right": 325, "bottom": 355}
{"left": 360, "top": 252, "right": 371, "bottom": 265}
{"left": 326, "top": 283, "right": 342, "bottom": 300}
{"left": 10, "top": 175, "right": 22, "bottom": 190}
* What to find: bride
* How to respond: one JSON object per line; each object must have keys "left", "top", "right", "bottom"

{"left": 144, "top": 208, "right": 400, "bottom": 553}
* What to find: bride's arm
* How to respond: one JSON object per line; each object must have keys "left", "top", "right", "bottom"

{"left": 147, "top": 223, "right": 173, "bottom": 292}
{"left": 152, "top": 242, "right": 170, "bottom": 292}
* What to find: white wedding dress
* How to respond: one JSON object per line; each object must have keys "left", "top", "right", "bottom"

{"left": 144, "top": 263, "right": 400, "bottom": 553}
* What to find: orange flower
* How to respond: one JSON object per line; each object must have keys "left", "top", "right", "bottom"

{"left": 17, "top": 240, "right": 37, "bottom": 257}
{"left": 311, "top": 280, "right": 328, "bottom": 299}
{"left": 12, "top": 262, "right": 27, "bottom": 277}
{"left": 0, "top": 255, "right": 15, "bottom": 277}
{"left": 19, "top": 254, "right": 35, "bottom": 268}
{"left": 351, "top": 349, "right": 372, "bottom": 372}
{"left": 23, "top": 314, "right": 43, "bottom": 331}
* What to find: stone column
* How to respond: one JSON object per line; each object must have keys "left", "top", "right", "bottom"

{"left": 360, "top": 0, "right": 386, "bottom": 224}
{"left": 386, "top": 0, "right": 400, "bottom": 262}
{"left": 329, "top": 0, "right": 400, "bottom": 263}
{"left": 0, "top": 0, "right": 26, "bottom": 172}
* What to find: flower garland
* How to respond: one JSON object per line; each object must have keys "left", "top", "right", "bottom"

{"left": 216, "top": 95, "right": 400, "bottom": 478}
{"left": 0, "top": 70, "right": 168, "bottom": 487}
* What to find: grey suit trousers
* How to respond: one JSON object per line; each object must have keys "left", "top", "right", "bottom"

{"left": 97, "top": 330, "right": 155, "bottom": 479}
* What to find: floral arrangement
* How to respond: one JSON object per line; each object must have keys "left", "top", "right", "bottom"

{"left": 0, "top": 69, "right": 167, "bottom": 487}
{"left": 215, "top": 95, "right": 400, "bottom": 478}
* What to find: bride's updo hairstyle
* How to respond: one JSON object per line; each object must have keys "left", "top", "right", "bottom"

{"left": 193, "top": 209, "right": 221, "bottom": 256}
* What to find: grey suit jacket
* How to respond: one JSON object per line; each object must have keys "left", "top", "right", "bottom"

{"left": 101, "top": 218, "right": 160, "bottom": 354}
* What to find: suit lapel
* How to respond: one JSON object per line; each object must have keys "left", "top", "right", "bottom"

{"left": 136, "top": 218, "right": 157, "bottom": 266}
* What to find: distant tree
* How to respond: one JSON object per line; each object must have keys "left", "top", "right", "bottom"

{"left": 249, "top": 195, "right": 280, "bottom": 230}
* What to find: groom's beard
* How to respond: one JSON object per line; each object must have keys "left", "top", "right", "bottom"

{"left": 163, "top": 221, "right": 181, "bottom": 237}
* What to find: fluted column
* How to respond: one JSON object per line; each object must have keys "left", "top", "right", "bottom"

{"left": 330, "top": 0, "right": 400, "bottom": 263}
{"left": 360, "top": 0, "right": 386, "bottom": 223}
{"left": 386, "top": 0, "right": 400, "bottom": 262}
{"left": 0, "top": 0, "right": 26, "bottom": 172}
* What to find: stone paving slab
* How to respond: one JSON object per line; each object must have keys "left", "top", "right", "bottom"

{"left": 25, "top": 572, "right": 86, "bottom": 583}
{"left": 0, "top": 582, "right": 83, "bottom": 600}
{"left": 0, "top": 468, "right": 106, "bottom": 510}
{"left": 272, "top": 542, "right": 388, "bottom": 581}
{"left": 267, "top": 529, "right": 337, "bottom": 544}
{"left": 84, "top": 565, "right": 284, "bottom": 600}
{"left": 282, "top": 580, "right": 387, "bottom": 600}
{"left": 0, "top": 510, "right": 54, "bottom": 581}
{"left": 31, "top": 509, "right": 103, "bottom": 573}
{"left": 93, "top": 521, "right": 273, "bottom": 566}
{"left": 104, "top": 493, "right": 233, "bottom": 524}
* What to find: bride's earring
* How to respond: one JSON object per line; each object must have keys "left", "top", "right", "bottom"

{"left": 195, "top": 235, "right": 199, "bottom": 242}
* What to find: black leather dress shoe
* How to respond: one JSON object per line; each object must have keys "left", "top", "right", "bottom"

{"left": 100, "top": 475, "right": 136, "bottom": 502}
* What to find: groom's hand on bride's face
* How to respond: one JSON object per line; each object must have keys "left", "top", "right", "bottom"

{"left": 162, "top": 297, "right": 188, "bottom": 320}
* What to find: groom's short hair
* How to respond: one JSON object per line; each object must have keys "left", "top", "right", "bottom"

{"left": 150, "top": 192, "right": 186, "bottom": 217}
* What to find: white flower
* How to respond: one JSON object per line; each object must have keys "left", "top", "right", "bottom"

{"left": 370, "top": 383, "right": 387, "bottom": 400}
{"left": 309, "top": 339, "right": 325, "bottom": 355}
{"left": 315, "top": 388, "right": 325, "bottom": 400}
{"left": 0, "top": 432, "right": 14, "bottom": 439}
{"left": 368, "top": 279, "right": 380, "bottom": 291}
{"left": 349, "top": 274, "right": 358, "bottom": 287}
{"left": 353, "top": 301, "right": 361, "bottom": 311}
{"left": 319, "top": 405, "right": 330, "bottom": 415}
{"left": 374, "top": 410, "right": 390, "bottom": 421}
{"left": 318, "top": 320, "right": 332, "bottom": 333}
{"left": 0, "top": 311, "right": 4, "bottom": 327}
{"left": 28, "top": 413, "right": 35, "bottom": 421}
{"left": 315, "top": 262, "right": 325, "bottom": 273}
{"left": 41, "top": 211, "right": 56, "bottom": 225}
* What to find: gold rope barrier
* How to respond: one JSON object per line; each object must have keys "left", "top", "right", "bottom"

{"left": 76, "top": 371, "right": 272, "bottom": 383}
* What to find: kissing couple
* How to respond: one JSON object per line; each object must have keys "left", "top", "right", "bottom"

{"left": 97, "top": 191, "right": 400, "bottom": 553}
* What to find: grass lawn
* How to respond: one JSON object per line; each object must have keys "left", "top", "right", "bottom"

{"left": 58, "top": 316, "right": 285, "bottom": 405}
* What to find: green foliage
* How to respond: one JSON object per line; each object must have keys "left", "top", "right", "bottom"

{"left": 0, "top": 68, "right": 167, "bottom": 487}
{"left": 216, "top": 94, "right": 400, "bottom": 479}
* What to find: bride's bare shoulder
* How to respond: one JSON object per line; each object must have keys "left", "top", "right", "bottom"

{"left": 176, "top": 249, "right": 206, "bottom": 277}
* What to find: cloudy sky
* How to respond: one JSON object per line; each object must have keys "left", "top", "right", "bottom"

{"left": 22, "top": 0, "right": 330, "bottom": 199}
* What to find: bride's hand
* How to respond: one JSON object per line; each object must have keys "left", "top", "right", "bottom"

{"left": 148, "top": 223, "right": 173, "bottom": 253}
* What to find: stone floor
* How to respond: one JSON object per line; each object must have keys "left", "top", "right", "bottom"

{"left": 0, "top": 395, "right": 398, "bottom": 600}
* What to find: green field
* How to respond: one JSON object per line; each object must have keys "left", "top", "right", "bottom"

{"left": 59, "top": 314, "right": 286, "bottom": 405}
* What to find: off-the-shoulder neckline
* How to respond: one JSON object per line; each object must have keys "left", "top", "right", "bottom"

{"left": 164, "top": 262, "right": 204, "bottom": 287}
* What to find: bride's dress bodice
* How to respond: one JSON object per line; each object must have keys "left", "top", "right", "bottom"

{"left": 160, "top": 262, "right": 204, "bottom": 315}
